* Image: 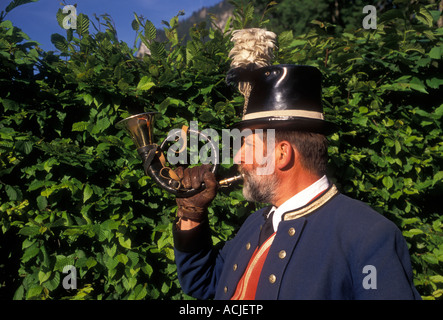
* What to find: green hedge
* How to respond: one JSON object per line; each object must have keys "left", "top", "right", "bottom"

{"left": 0, "top": 0, "right": 442, "bottom": 299}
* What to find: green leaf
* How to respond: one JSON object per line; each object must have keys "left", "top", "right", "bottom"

{"left": 131, "top": 19, "right": 140, "bottom": 32}
{"left": 36, "top": 195, "right": 47, "bottom": 210}
{"left": 378, "top": 9, "right": 404, "bottom": 24}
{"left": 433, "top": 171, "right": 443, "bottom": 186}
{"left": 15, "top": 140, "right": 33, "bottom": 154}
{"left": 5, "top": 0, "right": 38, "bottom": 13}
{"left": 22, "top": 242, "right": 39, "bottom": 263}
{"left": 403, "top": 228, "right": 424, "bottom": 238}
{"left": 76, "top": 13, "right": 90, "bottom": 37}
{"left": 394, "top": 140, "right": 401, "bottom": 154}
{"left": 55, "top": 8, "right": 65, "bottom": 29}
{"left": 409, "top": 78, "right": 428, "bottom": 94}
{"left": 136, "top": 76, "right": 155, "bottom": 91}
{"left": 416, "top": 7, "right": 434, "bottom": 27}
{"left": 1, "top": 98, "right": 19, "bottom": 111}
{"left": 428, "top": 45, "right": 443, "bottom": 60}
{"left": 142, "top": 263, "right": 153, "bottom": 278}
{"left": 26, "top": 285, "right": 43, "bottom": 299}
{"left": 422, "top": 253, "right": 439, "bottom": 265}
{"left": 83, "top": 184, "right": 93, "bottom": 203}
{"left": 86, "top": 257, "right": 97, "bottom": 269}
{"left": 278, "top": 30, "right": 293, "bottom": 48}
{"left": 43, "top": 272, "right": 60, "bottom": 291}
{"left": 38, "top": 270, "right": 51, "bottom": 284}
{"left": 116, "top": 253, "right": 129, "bottom": 265}
{"left": 50, "top": 33, "right": 68, "bottom": 52}
{"left": 13, "top": 285, "right": 24, "bottom": 300}
{"left": 382, "top": 176, "right": 393, "bottom": 189}
{"left": 43, "top": 158, "right": 58, "bottom": 172}
{"left": 144, "top": 20, "right": 156, "bottom": 41}
{"left": 5, "top": 184, "right": 18, "bottom": 201}
{"left": 131, "top": 284, "right": 147, "bottom": 300}
{"left": 91, "top": 117, "right": 110, "bottom": 134}
{"left": 82, "top": 93, "right": 94, "bottom": 106}
{"left": 104, "top": 244, "right": 117, "bottom": 258}
{"left": 18, "top": 226, "right": 40, "bottom": 236}
{"left": 118, "top": 236, "right": 132, "bottom": 249}
{"left": 122, "top": 276, "right": 137, "bottom": 291}
{"left": 426, "top": 77, "right": 443, "bottom": 89}
{"left": 72, "top": 121, "right": 89, "bottom": 132}
{"left": 150, "top": 41, "right": 166, "bottom": 60}
{"left": 401, "top": 217, "right": 420, "bottom": 227}
{"left": 164, "top": 247, "right": 175, "bottom": 261}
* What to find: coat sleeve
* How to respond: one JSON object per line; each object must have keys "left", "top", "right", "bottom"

{"left": 172, "top": 219, "right": 227, "bottom": 300}
{"left": 351, "top": 218, "right": 421, "bottom": 300}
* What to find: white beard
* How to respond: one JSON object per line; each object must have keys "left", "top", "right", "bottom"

{"left": 242, "top": 168, "right": 279, "bottom": 204}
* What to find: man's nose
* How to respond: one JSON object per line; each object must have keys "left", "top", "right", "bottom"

{"left": 233, "top": 146, "right": 243, "bottom": 165}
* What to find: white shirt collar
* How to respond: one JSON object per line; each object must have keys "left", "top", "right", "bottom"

{"left": 268, "top": 175, "right": 330, "bottom": 232}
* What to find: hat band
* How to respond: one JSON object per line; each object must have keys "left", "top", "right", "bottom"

{"left": 243, "top": 109, "right": 324, "bottom": 121}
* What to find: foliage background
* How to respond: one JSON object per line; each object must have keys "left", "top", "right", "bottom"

{"left": 0, "top": 0, "right": 442, "bottom": 300}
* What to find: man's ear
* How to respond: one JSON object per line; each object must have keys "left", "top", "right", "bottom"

{"left": 275, "top": 141, "right": 295, "bottom": 170}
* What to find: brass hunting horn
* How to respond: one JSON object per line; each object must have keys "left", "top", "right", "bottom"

{"left": 116, "top": 112, "right": 242, "bottom": 198}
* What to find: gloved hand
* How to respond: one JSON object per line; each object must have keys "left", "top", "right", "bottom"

{"left": 174, "top": 164, "right": 218, "bottom": 222}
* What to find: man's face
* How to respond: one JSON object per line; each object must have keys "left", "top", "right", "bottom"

{"left": 233, "top": 131, "right": 278, "bottom": 204}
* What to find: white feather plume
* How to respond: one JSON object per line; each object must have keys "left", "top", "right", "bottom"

{"left": 228, "top": 28, "right": 277, "bottom": 115}
{"left": 229, "top": 28, "right": 277, "bottom": 69}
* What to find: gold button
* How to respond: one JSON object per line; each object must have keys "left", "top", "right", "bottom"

{"left": 246, "top": 242, "right": 251, "bottom": 250}
{"left": 224, "top": 286, "right": 228, "bottom": 293}
{"left": 288, "top": 227, "right": 296, "bottom": 236}
{"left": 278, "top": 250, "right": 286, "bottom": 259}
{"left": 233, "top": 264, "right": 238, "bottom": 271}
{"left": 269, "top": 274, "right": 276, "bottom": 284}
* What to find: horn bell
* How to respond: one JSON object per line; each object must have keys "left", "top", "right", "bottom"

{"left": 116, "top": 112, "right": 159, "bottom": 149}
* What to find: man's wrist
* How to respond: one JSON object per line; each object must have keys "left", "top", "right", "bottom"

{"left": 176, "top": 216, "right": 202, "bottom": 230}
{"left": 173, "top": 217, "right": 212, "bottom": 253}
{"left": 177, "top": 206, "right": 207, "bottom": 223}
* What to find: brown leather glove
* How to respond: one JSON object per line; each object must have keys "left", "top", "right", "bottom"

{"left": 174, "top": 164, "right": 218, "bottom": 222}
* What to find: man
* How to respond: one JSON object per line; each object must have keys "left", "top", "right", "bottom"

{"left": 172, "top": 64, "right": 421, "bottom": 300}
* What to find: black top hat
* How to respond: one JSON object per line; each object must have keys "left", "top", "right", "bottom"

{"left": 227, "top": 64, "right": 336, "bottom": 135}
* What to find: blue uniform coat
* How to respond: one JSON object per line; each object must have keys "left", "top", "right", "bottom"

{"left": 173, "top": 187, "right": 421, "bottom": 300}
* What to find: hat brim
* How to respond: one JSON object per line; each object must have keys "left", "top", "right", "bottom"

{"left": 232, "top": 117, "right": 337, "bottom": 135}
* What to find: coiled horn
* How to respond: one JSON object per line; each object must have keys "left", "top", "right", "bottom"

{"left": 116, "top": 112, "right": 242, "bottom": 198}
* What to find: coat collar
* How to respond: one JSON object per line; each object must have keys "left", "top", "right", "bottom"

{"left": 282, "top": 184, "right": 339, "bottom": 221}
{"left": 269, "top": 175, "right": 330, "bottom": 231}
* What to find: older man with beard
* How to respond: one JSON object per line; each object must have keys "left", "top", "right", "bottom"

{"left": 172, "top": 64, "right": 420, "bottom": 300}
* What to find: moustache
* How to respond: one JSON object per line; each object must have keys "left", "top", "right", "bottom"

{"left": 237, "top": 166, "right": 253, "bottom": 181}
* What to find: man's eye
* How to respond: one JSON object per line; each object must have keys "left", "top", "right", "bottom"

{"left": 241, "top": 137, "right": 252, "bottom": 147}
{"left": 240, "top": 135, "right": 254, "bottom": 148}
